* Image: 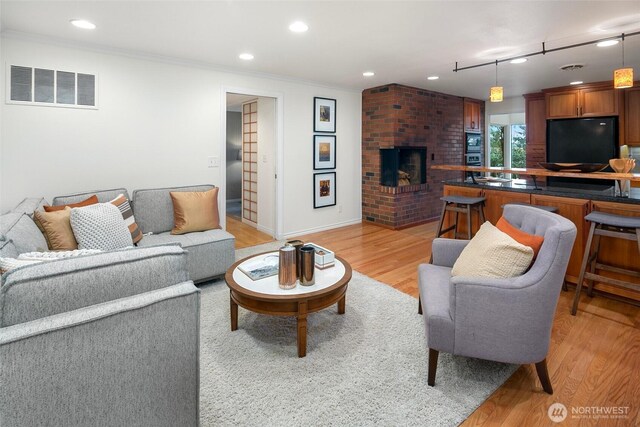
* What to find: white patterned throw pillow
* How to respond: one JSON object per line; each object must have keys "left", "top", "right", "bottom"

{"left": 70, "top": 203, "right": 133, "bottom": 251}
{"left": 18, "top": 249, "right": 102, "bottom": 261}
{"left": 0, "top": 257, "right": 43, "bottom": 273}
{"left": 1, "top": 249, "right": 104, "bottom": 274}
{"left": 451, "top": 221, "right": 534, "bottom": 279}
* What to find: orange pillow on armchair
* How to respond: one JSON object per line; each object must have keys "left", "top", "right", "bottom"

{"left": 496, "top": 217, "right": 544, "bottom": 259}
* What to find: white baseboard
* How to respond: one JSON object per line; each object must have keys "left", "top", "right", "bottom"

{"left": 279, "top": 217, "right": 362, "bottom": 240}
{"left": 242, "top": 218, "right": 257, "bottom": 227}
{"left": 257, "top": 224, "right": 274, "bottom": 237}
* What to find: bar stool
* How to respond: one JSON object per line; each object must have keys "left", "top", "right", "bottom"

{"left": 435, "top": 195, "right": 486, "bottom": 239}
{"left": 570, "top": 211, "right": 640, "bottom": 315}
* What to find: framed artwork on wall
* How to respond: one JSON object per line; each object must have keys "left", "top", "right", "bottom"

{"left": 313, "top": 97, "right": 336, "bottom": 133}
{"left": 313, "top": 172, "right": 336, "bottom": 209}
{"left": 313, "top": 135, "right": 336, "bottom": 170}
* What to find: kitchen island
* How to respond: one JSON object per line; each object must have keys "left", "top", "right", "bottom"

{"left": 432, "top": 164, "right": 640, "bottom": 182}
{"left": 441, "top": 176, "right": 640, "bottom": 305}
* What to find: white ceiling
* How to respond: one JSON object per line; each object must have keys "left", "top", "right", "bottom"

{"left": 1, "top": 1, "right": 639, "bottom": 100}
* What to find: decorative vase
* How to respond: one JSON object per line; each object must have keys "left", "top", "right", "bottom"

{"left": 299, "top": 245, "right": 316, "bottom": 286}
{"left": 615, "top": 179, "right": 631, "bottom": 198}
{"left": 286, "top": 239, "right": 304, "bottom": 279}
{"left": 609, "top": 157, "right": 635, "bottom": 198}
{"left": 278, "top": 244, "right": 297, "bottom": 289}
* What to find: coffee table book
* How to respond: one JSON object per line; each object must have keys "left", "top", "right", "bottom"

{"left": 237, "top": 254, "right": 279, "bottom": 281}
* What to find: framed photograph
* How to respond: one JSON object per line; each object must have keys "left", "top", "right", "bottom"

{"left": 314, "top": 172, "right": 336, "bottom": 209}
{"left": 314, "top": 97, "right": 336, "bottom": 133}
{"left": 313, "top": 135, "right": 336, "bottom": 170}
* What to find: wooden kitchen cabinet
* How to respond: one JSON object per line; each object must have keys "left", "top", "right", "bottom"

{"left": 482, "top": 189, "right": 531, "bottom": 225}
{"left": 590, "top": 201, "right": 640, "bottom": 301}
{"left": 545, "top": 84, "right": 619, "bottom": 119}
{"left": 625, "top": 86, "right": 640, "bottom": 146}
{"left": 442, "top": 185, "right": 483, "bottom": 238}
{"left": 581, "top": 86, "right": 619, "bottom": 116}
{"left": 464, "top": 99, "right": 482, "bottom": 132}
{"left": 524, "top": 93, "right": 547, "bottom": 171}
{"left": 527, "top": 81, "right": 639, "bottom": 161}
{"left": 546, "top": 90, "right": 580, "bottom": 118}
{"left": 530, "top": 194, "right": 590, "bottom": 281}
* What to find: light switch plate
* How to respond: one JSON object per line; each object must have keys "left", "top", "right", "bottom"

{"left": 207, "top": 156, "right": 220, "bottom": 168}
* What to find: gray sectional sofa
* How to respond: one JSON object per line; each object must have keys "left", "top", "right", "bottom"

{"left": 0, "top": 184, "right": 236, "bottom": 426}
{"left": 50, "top": 184, "right": 236, "bottom": 282}
{"left": 1, "top": 184, "right": 235, "bottom": 282}
{"left": 1, "top": 245, "right": 200, "bottom": 426}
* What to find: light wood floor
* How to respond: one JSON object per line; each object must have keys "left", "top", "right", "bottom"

{"left": 226, "top": 215, "right": 275, "bottom": 249}
{"left": 231, "top": 219, "right": 640, "bottom": 426}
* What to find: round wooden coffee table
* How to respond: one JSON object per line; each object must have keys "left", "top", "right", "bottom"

{"left": 224, "top": 251, "right": 352, "bottom": 357}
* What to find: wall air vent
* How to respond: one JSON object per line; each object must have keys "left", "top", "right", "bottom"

{"left": 559, "top": 63, "right": 585, "bottom": 71}
{"left": 7, "top": 65, "right": 97, "bottom": 108}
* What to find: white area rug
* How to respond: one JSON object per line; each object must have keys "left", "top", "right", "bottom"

{"left": 199, "top": 242, "right": 517, "bottom": 426}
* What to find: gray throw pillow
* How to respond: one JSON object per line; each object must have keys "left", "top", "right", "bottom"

{"left": 70, "top": 204, "right": 133, "bottom": 251}
{"left": 0, "top": 235, "right": 18, "bottom": 258}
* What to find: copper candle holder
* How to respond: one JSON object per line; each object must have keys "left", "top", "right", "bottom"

{"left": 278, "top": 244, "right": 297, "bottom": 289}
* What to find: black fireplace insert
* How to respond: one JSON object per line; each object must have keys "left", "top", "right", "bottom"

{"left": 380, "top": 147, "right": 427, "bottom": 187}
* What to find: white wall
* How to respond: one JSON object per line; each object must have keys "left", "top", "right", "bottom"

{"left": 489, "top": 113, "right": 525, "bottom": 126}
{"left": 0, "top": 37, "right": 362, "bottom": 238}
{"left": 257, "top": 97, "right": 275, "bottom": 236}
{"left": 484, "top": 96, "right": 525, "bottom": 116}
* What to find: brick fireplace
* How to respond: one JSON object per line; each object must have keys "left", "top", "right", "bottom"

{"left": 362, "top": 84, "right": 482, "bottom": 229}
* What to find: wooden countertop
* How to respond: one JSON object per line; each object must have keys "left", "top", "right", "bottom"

{"left": 432, "top": 165, "right": 640, "bottom": 182}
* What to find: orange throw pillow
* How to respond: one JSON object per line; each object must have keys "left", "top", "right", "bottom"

{"left": 170, "top": 188, "right": 221, "bottom": 235}
{"left": 44, "top": 195, "right": 99, "bottom": 212}
{"left": 33, "top": 207, "right": 78, "bottom": 251}
{"left": 496, "top": 217, "right": 544, "bottom": 259}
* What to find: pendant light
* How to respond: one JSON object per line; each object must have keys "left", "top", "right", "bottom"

{"left": 614, "top": 34, "right": 633, "bottom": 89}
{"left": 490, "top": 60, "right": 503, "bottom": 102}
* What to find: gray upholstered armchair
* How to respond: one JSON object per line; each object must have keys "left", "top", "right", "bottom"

{"left": 418, "top": 204, "right": 577, "bottom": 394}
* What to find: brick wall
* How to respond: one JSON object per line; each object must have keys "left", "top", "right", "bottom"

{"left": 362, "top": 83, "right": 483, "bottom": 228}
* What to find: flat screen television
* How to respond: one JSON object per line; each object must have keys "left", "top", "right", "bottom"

{"left": 546, "top": 117, "right": 618, "bottom": 189}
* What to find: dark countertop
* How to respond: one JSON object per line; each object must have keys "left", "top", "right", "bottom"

{"left": 444, "top": 178, "right": 640, "bottom": 205}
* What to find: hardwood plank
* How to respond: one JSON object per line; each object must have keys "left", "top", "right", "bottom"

{"left": 231, "top": 219, "right": 640, "bottom": 426}
{"left": 226, "top": 215, "right": 274, "bottom": 249}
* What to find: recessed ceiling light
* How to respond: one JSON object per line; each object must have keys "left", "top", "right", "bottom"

{"left": 239, "top": 53, "right": 254, "bottom": 61}
{"left": 570, "top": 81, "right": 584, "bottom": 85}
{"left": 289, "top": 21, "right": 309, "bottom": 33}
{"left": 70, "top": 19, "right": 96, "bottom": 30}
{"left": 427, "top": 76, "right": 439, "bottom": 80}
{"left": 596, "top": 40, "right": 619, "bottom": 47}
{"left": 510, "top": 58, "right": 527, "bottom": 64}
{"left": 363, "top": 71, "right": 375, "bottom": 77}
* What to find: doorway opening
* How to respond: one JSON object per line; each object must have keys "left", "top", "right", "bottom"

{"left": 225, "top": 92, "right": 278, "bottom": 244}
